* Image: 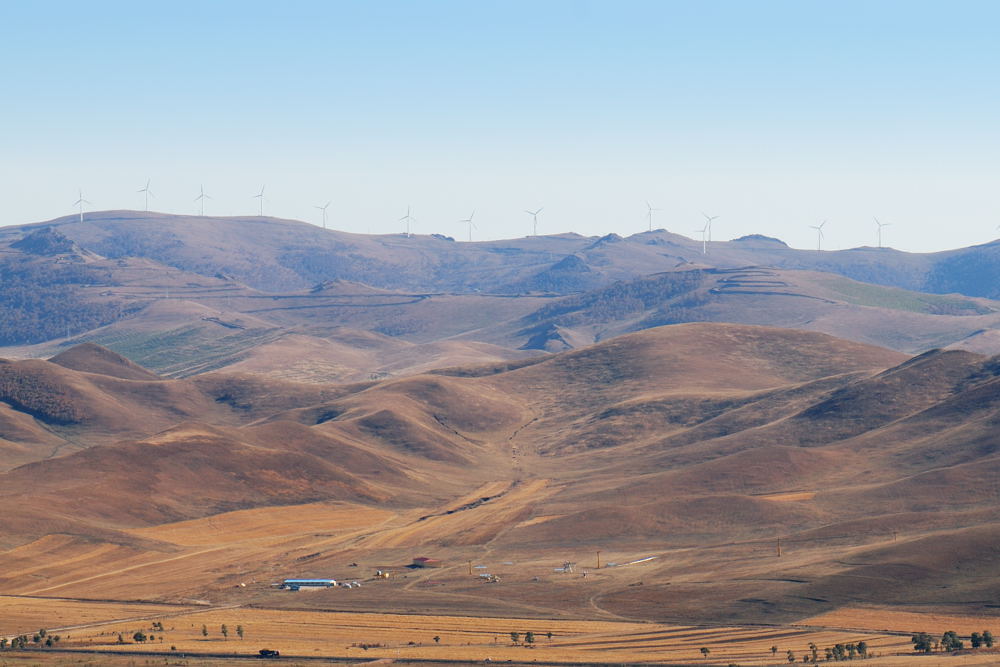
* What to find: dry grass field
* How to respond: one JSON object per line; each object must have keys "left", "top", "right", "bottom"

{"left": 0, "top": 605, "right": 910, "bottom": 665}
{"left": 3, "top": 604, "right": 999, "bottom": 665}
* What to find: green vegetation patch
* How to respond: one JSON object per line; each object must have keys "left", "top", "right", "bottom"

{"left": 820, "top": 276, "right": 995, "bottom": 315}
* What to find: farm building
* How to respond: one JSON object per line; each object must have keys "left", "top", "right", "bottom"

{"left": 282, "top": 578, "right": 336, "bottom": 590}
{"left": 412, "top": 556, "right": 443, "bottom": 568}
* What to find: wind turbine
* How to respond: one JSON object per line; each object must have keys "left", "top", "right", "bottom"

{"left": 460, "top": 210, "right": 476, "bottom": 242}
{"left": 253, "top": 185, "right": 265, "bottom": 216}
{"left": 315, "top": 201, "right": 331, "bottom": 229}
{"left": 137, "top": 178, "right": 154, "bottom": 211}
{"left": 73, "top": 189, "right": 90, "bottom": 223}
{"left": 695, "top": 222, "right": 708, "bottom": 254}
{"left": 194, "top": 185, "right": 211, "bottom": 216}
{"left": 399, "top": 205, "right": 415, "bottom": 237}
{"left": 525, "top": 207, "right": 544, "bottom": 236}
{"left": 810, "top": 220, "right": 826, "bottom": 251}
{"left": 645, "top": 201, "right": 661, "bottom": 232}
{"left": 702, "top": 212, "right": 719, "bottom": 242}
{"left": 874, "top": 217, "right": 890, "bottom": 248}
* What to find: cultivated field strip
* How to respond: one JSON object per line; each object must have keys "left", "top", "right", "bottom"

{"left": 40, "top": 605, "right": 915, "bottom": 665}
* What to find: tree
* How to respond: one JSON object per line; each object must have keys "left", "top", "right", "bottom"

{"left": 808, "top": 642, "right": 818, "bottom": 662}
{"left": 787, "top": 649, "right": 795, "bottom": 663}
{"left": 941, "top": 630, "right": 963, "bottom": 651}
{"left": 117, "top": 633, "right": 126, "bottom": 644}
{"left": 546, "top": 631, "right": 553, "bottom": 640}
{"left": 771, "top": 645, "right": 778, "bottom": 656}
{"left": 971, "top": 632, "right": 983, "bottom": 648}
{"left": 133, "top": 631, "right": 147, "bottom": 643}
{"left": 700, "top": 647, "right": 710, "bottom": 657}
{"left": 983, "top": 630, "right": 994, "bottom": 648}
{"left": 201, "top": 624, "right": 208, "bottom": 638}
{"left": 433, "top": 636, "right": 441, "bottom": 644}
{"left": 525, "top": 631, "right": 535, "bottom": 645}
{"left": 221, "top": 624, "right": 229, "bottom": 640}
{"left": 510, "top": 631, "right": 520, "bottom": 645}
{"left": 857, "top": 640, "right": 868, "bottom": 658}
{"left": 237, "top": 624, "right": 244, "bottom": 640}
{"left": 911, "top": 632, "right": 933, "bottom": 653}
{"left": 847, "top": 643, "right": 857, "bottom": 659}
{"left": 0, "top": 637, "right": 7, "bottom": 649}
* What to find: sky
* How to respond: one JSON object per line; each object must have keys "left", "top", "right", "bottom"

{"left": 0, "top": 0, "right": 998, "bottom": 252}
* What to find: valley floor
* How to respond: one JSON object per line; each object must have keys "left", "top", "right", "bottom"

{"left": 3, "top": 599, "right": 1000, "bottom": 666}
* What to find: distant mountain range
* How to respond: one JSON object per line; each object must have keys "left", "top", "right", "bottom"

{"left": 0, "top": 211, "right": 998, "bottom": 379}
{"left": 4, "top": 210, "right": 999, "bottom": 296}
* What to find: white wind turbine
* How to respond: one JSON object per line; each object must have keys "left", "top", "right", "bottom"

{"left": 645, "top": 201, "right": 661, "bottom": 232}
{"left": 194, "top": 185, "right": 211, "bottom": 216}
{"left": 137, "top": 178, "right": 154, "bottom": 211}
{"left": 399, "top": 205, "right": 415, "bottom": 237}
{"left": 73, "top": 188, "right": 91, "bottom": 223}
{"left": 810, "top": 220, "right": 827, "bottom": 251}
{"left": 874, "top": 217, "right": 890, "bottom": 248}
{"left": 253, "top": 185, "right": 266, "bottom": 216}
{"left": 460, "top": 210, "right": 476, "bottom": 241}
{"left": 525, "top": 207, "right": 544, "bottom": 236}
{"left": 702, "top": 212, "right": 720, "bottom": 242}
{"left": 315, "top": 201, "right": 331, "bottom": 229}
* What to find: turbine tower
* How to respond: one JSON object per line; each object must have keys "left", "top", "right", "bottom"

{"left": 399, "top": 205, "right": 415, "bottom": 237}
{"left": 315, "top": 201, "right": 331, "bottom": 229}
{"left": 137, "top": 178, "right": 154, "bottom": 212}
{"left": 874, "top": 217, "right": 890, "bottom": 248}
{"left": 645, "top": 201, "right": 661, "bottom": 232}
{"left": 73, "top": 189, "right": 90, "bottom": 223}
{"left": 810, "top": 220, "right": 826, "bottom": 251}
{"left": 695, "top": 222, "right": 708, "bottom": 254}
{"left": 194, "top": 185, "right": 211, "bottom": 216}
{"left": 460, "top": 210, "right": 476, "bottom": 242}
{"left": 525, "top": 207, "right": 544, "bottom": 236}
{"left": 702, "top": 212, "right": 720, "bottom": 242}
{"left": 254, "top": 185, "right": 266, "bottom": 216}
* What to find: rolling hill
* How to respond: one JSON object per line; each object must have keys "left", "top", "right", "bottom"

{"left": 2, "top": 210, "right": 998, "bottom": 297}
{"left": 1, "top": 217, "right": 998, "bottom": 385}
{"left": 1, "top": 324, "right": 998, "bottom": 626}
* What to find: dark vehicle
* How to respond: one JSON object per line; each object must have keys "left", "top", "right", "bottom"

{"left": 259, "top": 648, "right": 280, "bottom": 658}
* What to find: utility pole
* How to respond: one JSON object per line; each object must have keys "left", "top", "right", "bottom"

{"left": 776, "top": 537, "right": 782, "bottom": 557}
{"left": 596, "top": 550, "right": 601, "bottom": 569}
{"left": 468, "top": 560, "right": 473, "bottom": 576}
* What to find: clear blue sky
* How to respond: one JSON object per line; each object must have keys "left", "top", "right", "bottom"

{"left": 1, "top": 0, "right": 997, "bottom": 251}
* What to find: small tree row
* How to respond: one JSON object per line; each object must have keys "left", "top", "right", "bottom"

{"left": 912, "top": 630, "right": 993, "bottom": 653}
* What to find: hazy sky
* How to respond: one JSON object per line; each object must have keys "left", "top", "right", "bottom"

{"left": 1, "top": 1, "right": 998, "bottom": 252}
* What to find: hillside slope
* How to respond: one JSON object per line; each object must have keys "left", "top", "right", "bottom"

{"left": 2, "top": 325, "right": 999, "bottom": 623}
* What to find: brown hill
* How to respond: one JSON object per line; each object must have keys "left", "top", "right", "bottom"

{"left": 1, "top": 323, "right": 999, "bottom": 625}
{"left": 50, "top": 342, "right": 161, "bottom": 381}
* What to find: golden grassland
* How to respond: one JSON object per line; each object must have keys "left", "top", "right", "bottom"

{"left": 799, "top": 606, "right": 1000, "bottom": 636}
{"left": 0, "top": 602, "right": 961, "bottom": 666}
